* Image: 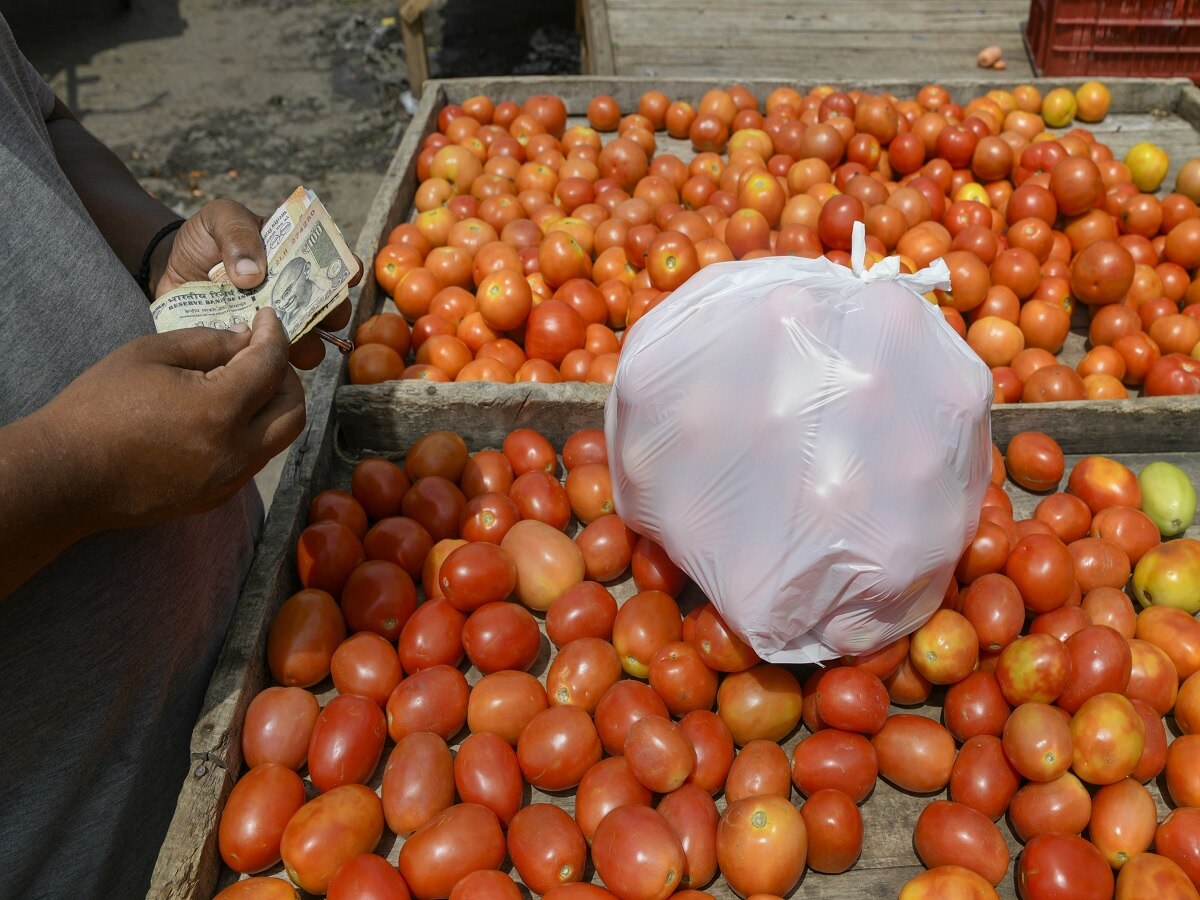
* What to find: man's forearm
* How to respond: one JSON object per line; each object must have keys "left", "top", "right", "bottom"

{"left": 0, "top": 408, "right": 97, "bottom": 600}
{"left": 45, "top": 98, "right": 180, "bottom": 287}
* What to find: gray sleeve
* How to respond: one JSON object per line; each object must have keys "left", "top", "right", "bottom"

{"left": 0, "top": 14, "right": 55, "bottom": 120}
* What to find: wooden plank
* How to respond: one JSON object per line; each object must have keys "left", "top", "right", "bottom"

{"left": 151, "top": 760, "right": 237, "bottom": 900}
{"left": 397, "top": 0, "right": 434, "bottom": 25}
{"left": 577, "top": 0, "right": 616, "bottom": 76}
{"left": 992, "top": 395, "right": 1200, "bottom": 454}
{"left": 337, "top": 381, "right": 613, "bottom": 454}
{"left": 400, "top": 11, "right": 430, "bottom": 98}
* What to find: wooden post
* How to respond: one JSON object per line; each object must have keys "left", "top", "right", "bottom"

{"left": 398, "top": 0, "right": 433, "bottom": 98}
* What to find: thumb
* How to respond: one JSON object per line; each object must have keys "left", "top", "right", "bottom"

{"left": 200, "top": 198, "right": 268, "bottom": 290}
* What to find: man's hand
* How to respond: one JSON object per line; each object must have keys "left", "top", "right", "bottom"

{"left": 0, "top": 307, "right": 309, "bottom": 599}
{"left": 45, "top": 306, "right": 305, "bottom": 529}
{"left": 152, "top": 198, "right": 362, "bottom": 369}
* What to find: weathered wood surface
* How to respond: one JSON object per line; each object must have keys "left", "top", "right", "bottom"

{"left": 582, "top": 0, "right": 1035, "bottom": 80}
{"left": 577, "top": 0, "right": 615, "bottom": 76}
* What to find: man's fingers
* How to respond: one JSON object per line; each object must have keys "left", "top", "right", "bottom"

{"left": 150, "top": 324, "right": 253, "bottom": 373}
{"left": 202, "top": 199, "right": 268, "bottom": 290}
{"left": 348, "top": 254, "right": 365, "bottom": 288}
{"left": 245, "top": 366, "right": 307, "bottom": 463}
{"left": 288, "top": 333, "right": 326, "bottom": 370}
{"left": 209, "top": 307, "right": 292, "bottom": 419}
{"left": 315, "top": 298, "right": 353, "bottom": 334}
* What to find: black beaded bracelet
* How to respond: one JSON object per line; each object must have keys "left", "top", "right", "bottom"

{"left": 137, "top": 218, "right": 185, "bottom": 300}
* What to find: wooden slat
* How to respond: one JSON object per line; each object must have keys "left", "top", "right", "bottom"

{"left": 400, "top": 11, "right": 429, "bottom": 98}
{"left": 577, "top": 0, "right": 616, "bottom": 76}
{"left": 397, "top": 0, "right": 434, "bottom": 25}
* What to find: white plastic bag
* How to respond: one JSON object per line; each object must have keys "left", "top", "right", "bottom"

{"left": 605, "top": 224, "right": 993, "bottom": 664}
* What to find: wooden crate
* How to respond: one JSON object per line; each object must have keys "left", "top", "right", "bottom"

{"left": 351, "top": 74, "right": 1200, "bottom": 450}
{"left": 152, "top": 75, "right": 1200, "bottom": 900}
{"left": 156, "top": 375, "right": 1195, "bottom": 900}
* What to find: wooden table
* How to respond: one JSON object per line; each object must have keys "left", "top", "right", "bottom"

{"left": 578, "top": 0, "right": 1035, "bottom": 81}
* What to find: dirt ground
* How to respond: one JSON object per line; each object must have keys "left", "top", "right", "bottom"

{"left": 7, "top": 0, "right": 580, "bottom": 246}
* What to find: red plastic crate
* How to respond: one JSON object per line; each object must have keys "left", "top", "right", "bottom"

{"left": 1025, "top": 0, "right": 1200, "bottom": 82}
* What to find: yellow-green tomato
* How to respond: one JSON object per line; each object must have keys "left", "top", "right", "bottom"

{"left": 1139, "top": 461, "right": 1197, "bottom": 537}
{"left": 1132, "top": 538, "right": 1200, "bottom": 614}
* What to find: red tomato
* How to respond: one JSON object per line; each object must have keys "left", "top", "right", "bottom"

{"left": 575, "top": 514, "right": 636, "bottom": 582}
{"left": 1056, "top": 624, "right": 1132, "bottom": 713}
{"left": 594, "top": 678, "right": 670, "bottom": 756}
{"left": 308, "top": 694, "right": 388, "bottom": 793}
{"left": 327, "top": 854, "right": 411, "bottom": 900}
{"left": 267, "top": 589, "right": 346, "bottom": 688}
{"left": 296, "top": 521, "right": 365, "bottom": 596}
{"left": 799, "top": 788, "right": 862, "bottom": 874}
{"left": 563, "top": 428, "right": 608, "bottom": 470}
{"left": 716, "top": 795, "right": 807, "bottom": 898}
{"left": 212, "top": 879, "right": 301, "bottom": 900}
{"left": 592, "top": 806, "right": 687, "bottom": 900}
{"left": 813, "top": 666, "right": 889, "bottom": 734}
{"left": 508, "top": 803, "right": 587, "bottom": 895}
{"left": 546, "top": 581, "right": 619, "bottom": 647}
{"left": 448, "top": 870, "right": 522, "bottom": 900}
{"left": 458, "top": 491, "right": 521, "bottom": 544}
{"left": 1167, "top": 734, "right": 1200, "bottom": 807}
{"left": 510, "top": 469, "right": 573, "bottom": 530}
{"left": 517, "top": 705, "right": 603, "bottom": 790}
{"left": 565, "top": 463, "right": 615, "bottom": 524}
{"left": 1155, "top": 807, "right": 1200, "bottom": 891}
{"left": 690, "top": 602, "right": 761, "bottom": 673}
{"left": 461, "top": 600, "right": 542, "bottom": 673}
{"left": 790, "top": 728, "right": 878, "bottom": 803}
{"left": 657, "top": 783, "right": 720, "bottom": 890}
{"left": 453, "top": 732, "right": 523, "bottom": 826}
{"left": 943, "top": 670, "right": 1011, "bottom": 742}
{"left": 648, "top": 640, "right": 718, "bottom": 716}
{"left": 466, "top": 669, "right": 547, "bottom": 745}
{"left": 949, "top": 734, "right": 1021, "bottom": 821}
{"left": 545, "top": 636, "right": 622, "bottom": 713}
{"left": 362, "top": 516, "right": 433, "bottom": 580}
{"left": 995, "top": 632, "right": 1071, "bottom": 705}
{"left": 871, "top": 714, "right": 956, "bottom": 793}
{"left": 1144, "top": 353, "right": 1200, "bottom": 396}
{"left": 678, "top": 709, "right": 736, "bottom": 795}
{"left": 612, "top": 589, "right": 683, "bottom": 678}
{"left": 1007, "top": 771, "right": 1092, "bottom": 843}
{"left": 280, "top": 784, "right": 385, "bottom": 895}
{"left": 897, "top": 866, "right": 1001, "bottom": 899}
{"left": 1004, "top": 532, "right": 1075, "bottom": 614}
{"left": 381, "top": 732, "right": 455, "bottom": 836}
{"left": 351, "top": 458, "right": 411, "bottom": 522}
{"left": 309, "top": 489, "right": 369, "bottom": 539}
{"left": 1114, "top": 852, "right": 1200, "bottom": 900}
{"left": 1002, "top": 701, "right": 1074, "bottom": 782}
{"left": 330, "top": 632, "right": 402, "bottom": 706}
{"left": 1088, "top": 777, "right": 1157, "bottom": 869}
{"left": 439, "top": 542, "right": 518, "bottom": 611}
{"left": 1017, "top": 833, "right": 1114, "bottom": 900}
{"left": 913, "top": 800, "right": 1010, "bottom": 886}
{"left": 219, "top": 763, "right": 306, "bottom": 874}
{"left": 461, "top": 450, "right": 516, "bottom": 499}
{"left": 574, "top": 756, "right": 654, "bottom": 843}
{"left": 385, "top": 663, "right": 469, "bottom": 741}
{"left": 340, "top": 560, "right": 417, "bottom": 641}
{"left": 242, "top": 686, "right": 320, "bottom": 770}
{"left": 397, "top": 803, "right": 506, "bottom": 900}
{"left": 725, "top": 739, "right": 793, "bottom": 804}
{"left": 717, "top": 663, "right": 802, "bottom": 746}
{"left": 624, "top": 715, "right": 697, "bottom": 793}
{"left": 397, "top": 597, "right": 466, "bottom": 674}
{"left": 631, "top": 534, "right": 688, "bottom": 595}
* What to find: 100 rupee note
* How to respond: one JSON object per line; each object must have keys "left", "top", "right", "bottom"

{"left": 149, "top": 188, "right": 354, "bottom": 343}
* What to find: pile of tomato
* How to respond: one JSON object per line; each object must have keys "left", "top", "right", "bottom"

{"left": 212, "top": 421, "right": 1200, "bottom": 900}
{"left": 350, "top": 82, "right": 1200, "bottom": 398}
